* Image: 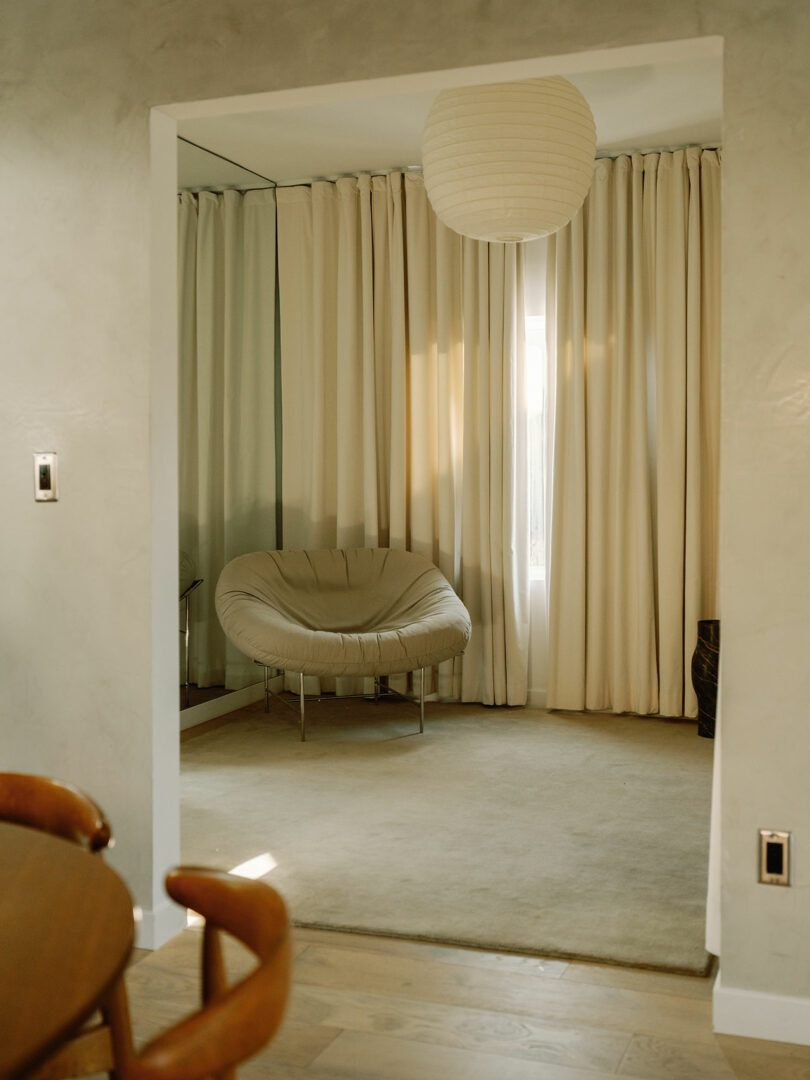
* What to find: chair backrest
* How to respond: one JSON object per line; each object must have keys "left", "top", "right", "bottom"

{"left": 0, "top": 772, "right": 112, "bottom": 851}
{"left": 128, "top": 868, "right": 291, "bottom": 1080}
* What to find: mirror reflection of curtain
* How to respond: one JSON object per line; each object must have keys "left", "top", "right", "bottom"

{"left": 546, "top": 148, "right": 721, "bottom": 716}
{"left": 177, "top": 189, "right": 277, "bottom": 690}
{"left": 276, "top": 173, "right": 529, "bottom": 705}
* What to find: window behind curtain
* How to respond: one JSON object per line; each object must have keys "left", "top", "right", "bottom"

{"left": 523, "top": 239, "right": 547, "bottom": 579}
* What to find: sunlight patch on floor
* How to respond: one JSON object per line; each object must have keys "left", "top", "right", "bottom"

{"left": 184, "top": 852, "right": 279, "bottom": 926}
{"left": 229, "top": 851, "right": 278, "bottom": 878}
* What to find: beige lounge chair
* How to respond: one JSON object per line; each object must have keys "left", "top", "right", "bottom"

{"left": 215, "top": 548, "right": 471, "bottom": 739}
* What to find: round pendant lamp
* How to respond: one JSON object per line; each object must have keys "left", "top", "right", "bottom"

{"left": 421, "top": 76, "right": 596, "bottom": 243}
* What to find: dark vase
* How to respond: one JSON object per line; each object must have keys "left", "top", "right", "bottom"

{"left": 691, "top": 619, "right": 720, "bottom": 739}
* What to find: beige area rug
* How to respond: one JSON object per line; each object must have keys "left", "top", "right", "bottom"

{"left": 180, "top": 698, "right": 714, "bottom": 974}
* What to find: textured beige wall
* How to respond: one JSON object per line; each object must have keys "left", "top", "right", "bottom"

{"left": 1, "top": 0, "right": 808, "bottom": 1003}
{"left": 716, "top": 6, "right": 810, "bottom": 1001}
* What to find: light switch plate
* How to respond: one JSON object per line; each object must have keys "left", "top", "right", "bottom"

{"left": 34, "top": 451, "right": 58, "bottom": 501}
{"left": 759, "top": 829, "right": 790, "bottom": 885}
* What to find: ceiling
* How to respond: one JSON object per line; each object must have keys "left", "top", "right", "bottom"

{"left": 177, "top": 55, "right": 722, "bottom": 191}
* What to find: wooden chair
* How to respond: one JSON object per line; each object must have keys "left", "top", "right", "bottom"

{"left": 0, "top": 772, "right": 112, "bottom": 852}
{"left": 29, "top": 867, "right": 291, "bottom": 1080}
{"left": 0, "top": 773, "right": 122, "bottom": 1079}
{"left": 118, "top": 868, "right": 291, "bottom": 1080}
{"left": 1, "top": 774, "right": 290, "bottom": 1080}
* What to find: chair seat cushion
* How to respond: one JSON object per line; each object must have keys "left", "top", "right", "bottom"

{"left": 215, "top": 548, "right": 471, "bottom": 677}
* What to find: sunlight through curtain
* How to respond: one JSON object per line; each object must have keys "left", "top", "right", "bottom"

{"left": 545, "top": 148, "right": 721, "bottom": 717}
{"left": 276, "top": 173, "right": 529, "bottom": 705}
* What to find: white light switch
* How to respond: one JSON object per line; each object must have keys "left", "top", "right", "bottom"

{"left": 34, "top": 452, "right": 58, "bottom": 501}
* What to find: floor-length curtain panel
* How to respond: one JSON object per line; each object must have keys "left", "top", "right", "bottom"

{"left": 277, "top": 178, "right": 381, "bottom": 696}
{"left": 683, "top": 148, "right": 721, "bottom": 716}
{"left": 277, "top": 179, "right": 380, "bottom": 552}
{"left": 546, "top": 149, "right": 720, "bottom": 716}
{"left": 400, "top": 174, "right": 529, "bottom": 705}
{"left": 402, "top": 174, "right": 466, "bottom": 700}
{"left": 277, "top": 172, "right": 529, "bottom": 705}
{"left": 461, "top": 240, "right": 530, "bottom": 705}
{"left": 177, "top": 188, "right": 277, "bottom": 689}
{"left": 370, "top": 172, "right": 408, "bottom": 551}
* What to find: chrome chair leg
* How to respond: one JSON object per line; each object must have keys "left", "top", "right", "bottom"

{"left": 179, "top": 578, "right": 203, "bottom": 710}
{"left": 182, "top": 596, "right": 191, "bottom": 709}
{"left": 299, "top": 672, "right": 306, "bottom": 742}
{"left": 419, "top": 667, "right": 425, "bottom": 734}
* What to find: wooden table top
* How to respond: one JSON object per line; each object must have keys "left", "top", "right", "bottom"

{"left": 0, "top": 821, "right": 134, "bottom": 1079}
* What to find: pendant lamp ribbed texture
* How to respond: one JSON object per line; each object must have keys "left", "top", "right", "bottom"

{"left": 422, "top": 76, "right": 596, "bottom": 243}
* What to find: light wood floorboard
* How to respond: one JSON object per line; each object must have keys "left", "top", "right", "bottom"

{"left": 291, "top": 943, "right": 716, "bottom": 1045}
{"left": 123, "top": 927, "right": 810, "bottom": 1079}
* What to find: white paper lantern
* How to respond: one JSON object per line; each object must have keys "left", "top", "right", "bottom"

{"left": 421, "top": 76, "right": 596, "bottom": 243}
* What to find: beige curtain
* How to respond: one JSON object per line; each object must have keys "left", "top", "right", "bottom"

{"left": 178, "top": 189, "right": 277, "bottom": 688}
{"left": 277, "top": 173, "right": 528, "bottom": 705}
{"left": 275, "top": 179, "right": 379, "bottom": 552}
{"left": 546, "top": 148, "right": 721, "bottom": 716}
{"left": 460, "top": 242, "right": 529, "bottom": 705}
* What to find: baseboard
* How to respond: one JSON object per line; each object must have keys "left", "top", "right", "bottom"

{"left": 714, "top": 971, "right": 810, "bottom": 1046}
{"left": 180, "top": 680, "right": 267, "bottom": 731}
{"left": 134, "top": 897, "right": 187, "bottom": 950}
{"left": 527, "top": 688, "right": 547, "bottom": 708}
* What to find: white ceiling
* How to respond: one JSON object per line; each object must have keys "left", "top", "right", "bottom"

{"left": 177, "top": 55, "right": 722, "bottom": 191}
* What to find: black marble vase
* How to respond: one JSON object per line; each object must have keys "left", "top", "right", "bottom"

{"left": 691, "top": 619, "right": 720, "bottom": 739}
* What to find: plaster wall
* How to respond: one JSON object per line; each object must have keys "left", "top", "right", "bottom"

{"left": 1, "top": 0, "right": 808, "bottom": 1024}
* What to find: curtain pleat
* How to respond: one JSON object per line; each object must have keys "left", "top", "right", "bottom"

{"left": 403, "top": 175, "right": 465, "bottom": 700}
{"left": 375, "top": 173, "right": 408, "bottom": 551}
{"left": 653, "top": 151, "right": 689, "bottom": 717}
{"left": 277, "top": 172, "right": 529, "bottom": 705}
{"left": 178, "top": 192, "right": 199, "bottom": 581}
{"left": 177, "top": 188, "right": 277, "bottom": 689}
{"left": 697, "top": 153, "right": 722, "bottom": 626}
{"left": 546, "top": 149, "right": 720, "bottom": 717}
{"left": 546, "top": 211, "right": 589, "bottom": 708}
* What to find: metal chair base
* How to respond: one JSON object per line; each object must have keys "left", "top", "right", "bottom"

{"left": 260, "top": 667, "right": 426, "bottom": 741}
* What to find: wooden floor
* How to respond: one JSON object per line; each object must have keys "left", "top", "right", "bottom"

{"left": 126, "top": 926, "right": 810, "bottom": 1080}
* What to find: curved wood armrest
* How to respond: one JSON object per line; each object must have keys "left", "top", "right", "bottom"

{"left": 0, "top": 773, "right": 111, "bottom": 851}
{"left": 131, "top": 868, "right": 290, "bottom": 1080}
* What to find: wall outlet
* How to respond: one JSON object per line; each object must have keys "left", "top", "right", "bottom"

{"left": 34, "top": 451, "right": 58, "bottom": 501}
{"left": 759, "top": 829, "right": 791, "bottom": 885}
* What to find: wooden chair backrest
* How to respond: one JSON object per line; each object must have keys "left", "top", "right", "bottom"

{"left": 0, "top": 772, "right": 111, "bottom": 851}
{"left": 128, "top": 868, "right": 291, "bottom": 1080}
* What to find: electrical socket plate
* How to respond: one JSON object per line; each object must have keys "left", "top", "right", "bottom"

{"left": 34, "top": 451, "right": 58, "bottom": 502}
{"left": 759, "top": 829, "right": 790, "bottom": 885}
